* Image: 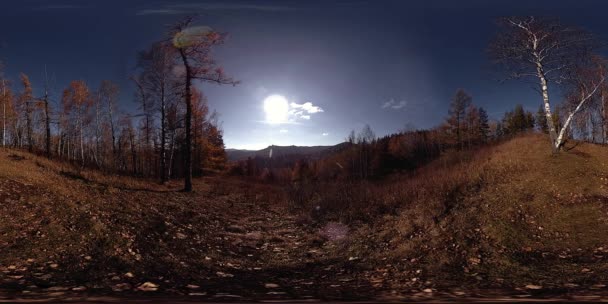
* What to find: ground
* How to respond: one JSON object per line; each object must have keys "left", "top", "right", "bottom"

{"left": 3, "top": 135, "right": 608, "bottom": 302}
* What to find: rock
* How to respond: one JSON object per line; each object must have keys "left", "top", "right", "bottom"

{"left": 49, "top": 263, "right": 59, "bottom": 269}
{"left": 84, "top": 256, "right": 92, "bottom": 261}
{"left": 112, "top": 283, "right": 131, "bottom": 292}
{"left": 264, "top": 283, "right": 280, "bottom": 288}
{"left": 186, "top": 284, "right": 200, "bottom": 289}
{"left": 124, "top": 272, "right": 135, "bottom": 278}
{"left": 423, "top": 288, "right": 433, "bottom": 293}
{"left": 226, "top": 225, "right": 246, "bottom": 233}
{"left": 189, "top": 292, "right": 207, "bottom": 296}
{"left": 216, "top": 271, "right": 234, "bottom": 278}
{"left": 525, "top": 284, "right": 543, "bottom": 290}
{"left": 137, "top": 282, "right": 159, "bottom": 291}
{"left": 72, "top": 286, "right": 87, "bottom": 291}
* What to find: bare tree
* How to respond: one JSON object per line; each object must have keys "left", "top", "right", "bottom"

{"left": 169, "top": 17, "right": 237, "bottom": 192}
{"left": 99, "top": 80, "right": 120, "bottom": 159}
{"left": 136, "top": 42, "right": 180, "bottom": 184}
{"left": 41, "top": 66, "right": 52, "bottom": 158}
{"left": 489, "top": 16, "right": 602, "bottom": 152}
{"left": 19, "top": 73, "right": 34, "bottom": 152}
{"left": 559, "top": 56, "right": 606, "bottom": 146}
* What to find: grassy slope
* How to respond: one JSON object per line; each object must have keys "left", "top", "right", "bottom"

{"left": 346, "top": 133, "right": 608, "bottom": 293}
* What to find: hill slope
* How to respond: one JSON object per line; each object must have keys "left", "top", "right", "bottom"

{"left": 2, "top": 134, "right": 608, "bottom": 301}
{"left": 344, "top": 133, "right": 608, "bottom": 294}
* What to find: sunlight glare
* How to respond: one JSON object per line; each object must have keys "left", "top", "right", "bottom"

{"left": 264, "top": 95, "right": 289, "bottom": 124}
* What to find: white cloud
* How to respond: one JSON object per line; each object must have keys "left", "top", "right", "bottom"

{"left": 286, "top": 101, "right": 323, "bottom": 122}
{"left": 322, "top": 132, "right": 329, "bottom": 136}
{"left": 382, "top": 99, "right": 408, "bottom": 110}
{"left": 279, "top": 129, "right": 288, "bottom": 133}
{"left": 290, "top": 102, "right": 324, "bottom": 114}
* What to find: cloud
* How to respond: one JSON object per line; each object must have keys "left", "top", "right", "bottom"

{"left": 291, "top": 102, "right": 324, "bottom": 114}
{"left": 279, "top": 101, "right": 323, "bottom": 122}
{"left": 136, "top": 3, "right": 296, "bottom": 15}
{"left": 322, "top": 132, "right": 329, "bottom": 136}
{"left": 382, "top": 99, "right": 408, "bottom": 110}
{"left": 279, "top": 129, "right": 288, "bottom": 133}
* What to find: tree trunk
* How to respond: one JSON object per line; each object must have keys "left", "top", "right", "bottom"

{"left": 79, "top": 117, "right": 84, "bottom": 167}
{"left": 25, "top": 102, "right": 32, "bottom": 153}
{"left": 603, "top": 93, "right": 607, "bottom": 144}
{"left": 160, "top": 88, "right": 167, "bottom": 184}
{"left": 179, "top": 48, "right": 193, "bottom": 192}
{"left": 535, "top": 63, "right": 559, "bottom": 153}
{"left": 2, "top": 80, "right": 6, "bottom": 148}
{"left": 44, "top": 91, "right": 51, "bottom": 158}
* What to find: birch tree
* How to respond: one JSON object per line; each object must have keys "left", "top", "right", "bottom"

{"left": 489, "top": 16, "right": 603, "bottom": 152}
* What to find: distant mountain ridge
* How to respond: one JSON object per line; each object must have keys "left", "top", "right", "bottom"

{"left": 226, "top": 143, "right": 350, "bottom": 162}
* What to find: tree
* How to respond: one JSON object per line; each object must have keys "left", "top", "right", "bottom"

{"left": 63, "top": 80, "right": 91, "bottom": 166}
{"left": 478, "top": 107, "right": 490, "bottom": 142}
{"left": 465, "top": 104, "right": 481, "bottom": 147}
{"left": 42, "top": 68, "right": 52, "bottom": 158}
{"left": 170, "top": 17, "right": 237, "bottom": 192}
{"left": 98, "top": 80, "right": 120, "bottom": 160}
{"left": 132, "top": 74, "right": 154, "bottom": 176}
{"left": 447, "top": 89, "right": 472, "bottom": 149}
{"left": 19, "top": 73, "right": 35, "bottom": 152}
{"left": 536, "top": 105, "right": 548, "bottom": 133}
{"left": 489, "top": 16, "right": 603, "bottom": 152}
{"left": 136, "top": 42, "right": 179, "bottom": 183}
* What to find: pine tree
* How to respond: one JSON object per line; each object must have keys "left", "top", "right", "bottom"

{"left": 478, "top": 107, "right": 490, "bottom": 142}
{"left": 536, "top": 105, "right": 548, "bottom": 133}
{"left": 447, "top": 89, "right": 472, "bottom": 149}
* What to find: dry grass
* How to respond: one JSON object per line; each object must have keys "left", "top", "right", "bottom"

{"left": 3, "top": 133, "right": 608, "bottom": 298}
{"left": 322, "top": 133, "right": 608, "bottom": 290}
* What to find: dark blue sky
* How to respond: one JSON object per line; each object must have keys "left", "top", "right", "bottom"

{"left": 1, "top": 0, "right": 607, "bottom": 149}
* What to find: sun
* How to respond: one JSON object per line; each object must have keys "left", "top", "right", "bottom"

{"left": 263, "top": 95, "right": 289, "bottom": 124}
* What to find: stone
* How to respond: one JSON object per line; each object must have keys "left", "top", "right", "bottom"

{"left": 137, "top": 282, "right": 159, "bottom": 291}
{"left": 264, "top": 283, "right": 280, "bottom": 288}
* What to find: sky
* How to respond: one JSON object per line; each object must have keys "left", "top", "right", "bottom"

{"left": 1, "top": 0, "right": 608, "bottom": 149}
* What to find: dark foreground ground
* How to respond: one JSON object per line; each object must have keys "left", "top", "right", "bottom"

{"left": 4, "top": 136, "right": 608, "bottom": 302}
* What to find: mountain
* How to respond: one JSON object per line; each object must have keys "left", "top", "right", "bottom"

{"left": 226, "top": 143, "right": 350, "bottom": 162}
